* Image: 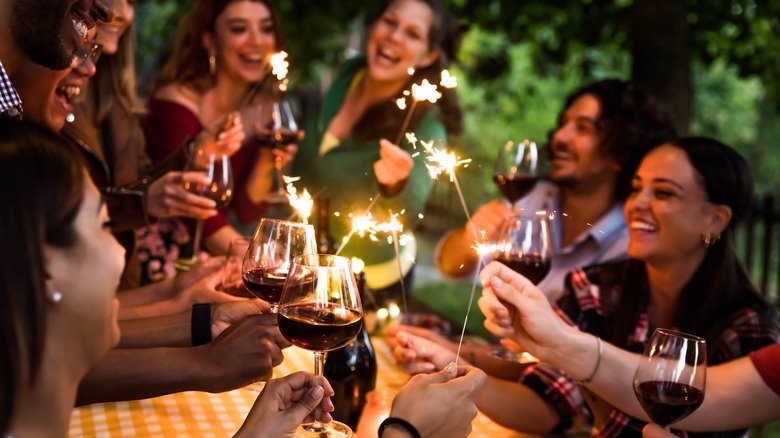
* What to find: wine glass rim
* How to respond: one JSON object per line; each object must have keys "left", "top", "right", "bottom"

{"left": 258, "top": 218, "right": 312, "bottom": 227}
{"left": 506, "top": 211, "right": 550, "bottom": 221}
{"left": 653, "top": 328, "right": 706, "bottom": 343}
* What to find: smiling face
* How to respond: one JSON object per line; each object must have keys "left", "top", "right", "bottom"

{"left": 11, "top": 37, "right": 99, "bottom": 131}
{"left": 96, "top": 0, "right": 135, "bottom": 55}
{"left": 624, "top": 144, "right": 727, "bottom": 266}
{"left": 548, "top": 93, "right": 619, "bottom": 191}
{"left": 204, "top": 0, "right": 276, "bottom": 86}
{"left": 47, "top": 175, "right": 124, "bottom": 359}
{"left": 366, "top": 0, "right": 438, "bottom": 85}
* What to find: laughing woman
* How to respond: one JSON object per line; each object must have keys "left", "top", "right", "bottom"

{"left": 294, "top": 0, "right": 463, "bottom": 298}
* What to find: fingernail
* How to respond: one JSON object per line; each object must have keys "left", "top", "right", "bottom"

{"left": 444, "top": 362, "right": 457, "bottom": 374}
{"left": 490, "top": 277, "right": 503, "bottom": 290}
{"left": 310, "top": 385, "right": 324, "bottom": 398}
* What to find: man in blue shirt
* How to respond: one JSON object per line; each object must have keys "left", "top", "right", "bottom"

{"left": 436, "top": 79, "right": 676, "bottom": 302}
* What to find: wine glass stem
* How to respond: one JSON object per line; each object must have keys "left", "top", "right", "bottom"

{"left": 191, "top": 219, "right": 205, "bottom": 260}
{"left": 274, "top": 154, "right": 284, "bottom": 194}
{"left": 310, "top": 351, "right": 326, "bottom": 430}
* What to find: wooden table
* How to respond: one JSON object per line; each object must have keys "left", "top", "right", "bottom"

{"left": 69, "top": 338, "right": 529, "bottom": 437}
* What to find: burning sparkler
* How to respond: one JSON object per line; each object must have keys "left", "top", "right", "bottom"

{"left": 284, "top": 176, "right": 313, "bottom": 224}
{"left": 393, "top": 70, "right": 456, "bottom": 145}
{"left": 269, "top": 51, "right": 289, "bottom": 91}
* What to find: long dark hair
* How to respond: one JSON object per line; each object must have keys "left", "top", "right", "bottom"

{"left": 149, "top": 0, "right": 282, "bottom": 95}
{"left": 354, "top": 0, "right": 464, "bottom": 142}
{"left": 0, "top": 120, "right": 84, "bottom": 434}
{"left": 552, "top": 79, "right": 677, "bottom": 202}
{"left": 601, "top": 137, "right": 774, "bottom": 353}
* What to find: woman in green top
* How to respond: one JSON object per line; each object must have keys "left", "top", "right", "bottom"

{"left": 296, "top": 0, "right": 463, "bottom": 297}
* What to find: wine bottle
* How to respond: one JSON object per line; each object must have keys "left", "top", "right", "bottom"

{"left": 317, "top": 197, "right": 336, "bottom": 254}
{"left": 323, "top": 272, "right": 377, "bottom": 429}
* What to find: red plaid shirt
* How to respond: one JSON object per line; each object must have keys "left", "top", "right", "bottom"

{"left": 519, "top": 260, "right": 779, "bottom": 437}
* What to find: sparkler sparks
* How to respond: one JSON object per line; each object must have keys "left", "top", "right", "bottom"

{"left": 283, "top": 176, "right": 313, "bottom": 224}
{"left": 411, "top": 79, "right": 441, "bottom": 103}
{"left": 395, "top": 98, "right": 407, "bottom": 110}
{"left": 440, "top": 69, "right": 457, "bottom": 89}
{"left": 420, "top": 139, "right": 472, "bottom": 182}
{"left": 269, "top": 51, "right": 289, "bottom": 91}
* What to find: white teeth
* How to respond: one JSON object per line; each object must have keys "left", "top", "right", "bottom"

{"left": 73, "top": 19, "right": 88, "bottom": 39}
{"left": 378, "top": 47, "right": 398, "bottom": 62}
{"left": 243, "top": 54, "right": 264, "bottom": 62}
{"left": 58, "top": 85, "right": 81, "bottom": 100}
{"left": 630, "top": 221, "right": 656, "bottom": 232}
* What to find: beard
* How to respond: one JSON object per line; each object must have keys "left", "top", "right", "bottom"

{"left": 11, "top": 0, "right": 73, "bottom": 70}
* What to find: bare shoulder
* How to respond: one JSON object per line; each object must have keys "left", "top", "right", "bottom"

{"left": 153, "top": 83, "right": 201, "bottom": 116}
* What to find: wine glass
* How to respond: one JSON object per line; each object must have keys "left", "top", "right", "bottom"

{"left": 633, "top": 329, "right": 706, "bottom": 428}
{"left": 490, "top": 213, "right": 551, "bottom": 363}
{"left": 278, "top": 254, "right": 363, "bottom": 438}
{"left": 242, "top": 219, "right": 316, "bottom": 313}
{"left": 219, "top": 236, "right": 253, "bottom": 298}
{"left": 261, "top": 97, "right": 299, "bottom": 203}
{"left": 494, "top": 139, "right": 540, "bottom": 209}
{"left": 175, "top": 149, "right": 233, "bottom": 269}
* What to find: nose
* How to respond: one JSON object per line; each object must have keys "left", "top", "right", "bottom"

{"left": 551, "top": 123, "right": 572, "bottom": 147}
{"left": 76, "top": 58, "right": 98, "bottom": 77}
{"left": 91, "top": 0, "right": 119, "bottom": 23}
{"left": 628, "top": 186, "right": 651, "bottom": 210}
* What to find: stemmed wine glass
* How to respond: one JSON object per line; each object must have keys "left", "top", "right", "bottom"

{"left": 278, "top": 254, "right": 363, "bottom": 438}
{"left": 242, "top": 219, "right": 316, "bottom": 313}
{"left": 494, "top": 139, "right": 540, "bottom": 210}
{"left": 176, "top": 149, "right": 233, "bottom": 269}
{"left": 633, "top": 329, "right": 706, "bottom": 429}
{"left": 490, "top": 213, "right": 551, "bottom": 363}
{"left": 260, "top": 97, "right": 299, "bottom": 203}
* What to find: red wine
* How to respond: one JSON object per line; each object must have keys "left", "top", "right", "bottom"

{"left": 185, "top": 181, "right": 233, "bottom": 208}
{"left": 634, "top": 380, "right": 704, "bottom": 426}
{"left": 242, "top": 267, "right": 287, "bottom": 304}
{"left": 278, "top": 302, "right": 362, "bottom": 351}
{"left": 495, "top": 254, "right": 551, "bottom": 285}
{"left": 256, "top": 130, "right": 298, "bottom": 149}
{"left": 493, "top": 174, "right": 539, "bottom": 203}
{"left": 219, "top": 281, "right": 254, "bottom": 298}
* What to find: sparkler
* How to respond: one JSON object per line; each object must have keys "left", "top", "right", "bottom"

{"left": 283, "top": 176, "right": 313, "bottom": 224}
{"left": 393, "top": 79, "right": 441, "bottom": 145}
{"left": 269, "top": 51, "right": 289, "bottom": 91}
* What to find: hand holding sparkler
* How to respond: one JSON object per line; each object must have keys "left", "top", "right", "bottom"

{"left": 375, "top": 139, "right": 414, "bottom": 197}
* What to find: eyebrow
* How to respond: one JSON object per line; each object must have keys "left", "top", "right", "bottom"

{"left": 226, "top": 17, "right": 273, "bottom": 25}
{"left": 633, "top": 175, "right": 685, "bottom": 192}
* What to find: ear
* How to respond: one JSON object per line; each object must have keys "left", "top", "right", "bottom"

{"left": 202, "top": 33, "right": 216, "bottom": 56}
{"left": 416, "top": 48, "right": 439, "bottom": 69}
{"left": 43, "top": 246, "right": 66, "bottom": 305}
{"left": 706, "top": 204, "right": 732, "bottom": 235}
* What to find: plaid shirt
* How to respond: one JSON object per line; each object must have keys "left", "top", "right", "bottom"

{"left": 519, "top": 260, "right": 779, "bottom": 437}
{"left": 0, "top": 61, "right": 22, "bottom": 119}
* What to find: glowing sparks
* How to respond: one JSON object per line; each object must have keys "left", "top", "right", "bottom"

{"left": 420, "top": 139, "right": 472, "bottom": 182}
{"left": 395, "top": 98, "right": 407, "bottom": 110}
{"left": 405, "top": 133, "right": 418, "bottom": 145}
{"left": 407, "top": 67, "right": 415, "bottom": 75}
{"left": 270, "top": 51, "right": 289, "bottom": 81}
{"left": 472, "top": 241, "right": 495, "bottom": 257}
{"left": 411, "top": 79, "right": 441, "bottom": 103}
{"left": 440, "top": 69, "right": 457, "bottom": 89}
{"left": 283, "top": 176, "right": 313, "bottom": 224}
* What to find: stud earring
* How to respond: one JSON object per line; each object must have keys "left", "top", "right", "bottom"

{"left": 51, "top": 291, "right": 63, "bottom": 304}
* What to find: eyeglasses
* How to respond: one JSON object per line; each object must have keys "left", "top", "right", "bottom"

{"left": 72, "top": 42, "right": 102, "bottom": 68}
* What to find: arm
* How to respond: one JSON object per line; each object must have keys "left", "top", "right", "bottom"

{"left": 78, "top": 313, "right": 289, "bottom": 405}
{"left": 478, "top": 261, "right": 780, "bottom": 431}
{"left": 434, "top": 200, "right": 512, "bottom": 279}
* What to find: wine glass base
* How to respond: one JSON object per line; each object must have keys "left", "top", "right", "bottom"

{"left": 489, "top": 347, "right": 539, "bottom": 364}
{"left": 295, "top": 420, "right": 352, "bottom": 438}
{"left": 172, "top": 257, "right": 197, "bottom": 272}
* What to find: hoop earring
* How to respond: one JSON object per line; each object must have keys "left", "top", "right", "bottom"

{"left": 209, "top": 55, "right": 216, "bottom": 76}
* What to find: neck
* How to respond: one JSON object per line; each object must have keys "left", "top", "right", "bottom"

{"left": 360, "top": 73, "right": 406, "bottom": 106}
{"left": 202, "top": 74, "right": 250, "bottom": 125}
{"left": 644, "top": 250, "right": 706, "bottom": 328}
{"left": 559, "top": 181, "right": 617, "bottom": 246}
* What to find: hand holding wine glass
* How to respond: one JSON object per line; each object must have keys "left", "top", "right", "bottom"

{"left": 242, "top": 219, "right": 316, "bottom": 313}
{"left": 490, "top": 213, "right": 551, "bottom": 363}
{"left": 257, "top": 97, "right": 299, "bottom": 203}
{"left": 494, "top": 139, "right": 540, "bottom": 208}
{"left": 278, "top": 254, "right": 363, "bottom": 437}
{"left": 176, "top": 149, "right": 233, "bottom": 268}
{"left": 219, "top": 236, "right": 253, "bottom": 298}
{"left": 633, "top": 329, "right": 706, "bottom": 429}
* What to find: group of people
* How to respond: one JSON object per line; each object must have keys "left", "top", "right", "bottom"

{"left": 1, "top": 0, "right": 778, "bottom": 437}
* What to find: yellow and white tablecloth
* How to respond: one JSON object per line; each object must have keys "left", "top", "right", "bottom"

{"left": 69, "top": 338, "right": 530, "bottom": 437}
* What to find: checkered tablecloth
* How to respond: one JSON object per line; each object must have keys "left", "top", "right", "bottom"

{"left": 69, "top": 338, "right": 530, "bottom": 437}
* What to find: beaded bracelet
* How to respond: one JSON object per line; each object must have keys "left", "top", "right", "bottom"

{"left": 577, "top": 336, "right": 603, "bottom": 385}
{"left": 378, "top": 417, "right": 422, "bottom": 438}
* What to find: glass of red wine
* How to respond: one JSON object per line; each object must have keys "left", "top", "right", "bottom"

{"left": 278, "top": 254, "right": 363, "bottom": 438}
{"left": 219, "top": 236, "right": 253, "bottom": 298}
{"left": 494, "top": 139, "right": 541, "bottom": 210}
{"left": 262, "top": 98, "right": 299, "bottom": 204}
{"left": 175, "top": 149, "right": 233, "bottom": 269}
{"left": 490, "top": 213, "right": 551, "bottom": 363}
{"left": 633, "top": 329, "right": 706, "bottom": 429}
{"left": 242, "top": 219, "right": 316, "bottom": 313}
